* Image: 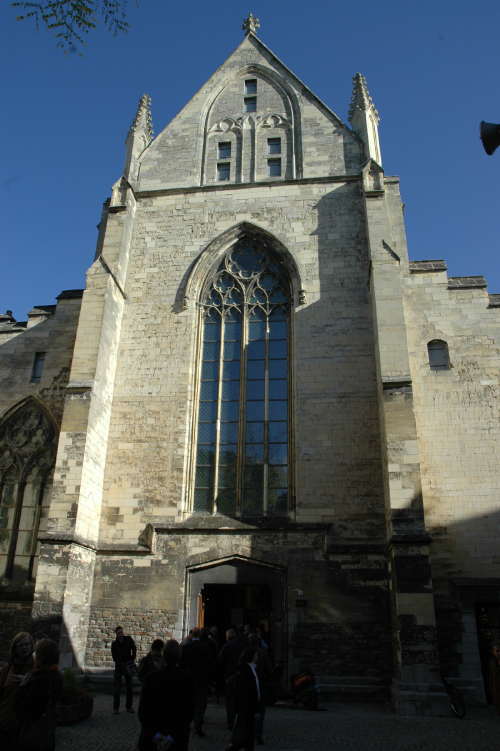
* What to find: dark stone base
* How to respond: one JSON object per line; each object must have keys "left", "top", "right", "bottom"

{"left": 86, "top": 607, "right": 178, "bottom": 668}
{"left": 0, "top": 600, "right": 33, "bottom": 660}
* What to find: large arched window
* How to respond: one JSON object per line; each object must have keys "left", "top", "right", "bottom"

{"left": 192, "top": 239, "right": 291, "bottom": 517}
{"left": 0, "top": 399, "right": 56, "bottom": 583}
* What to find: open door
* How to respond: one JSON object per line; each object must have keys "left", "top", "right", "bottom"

{"left": 187, "top": 557, "right": 286, "bottom": 665}
{"left": 196, "top": 592, "right": 205, "bottom": 628}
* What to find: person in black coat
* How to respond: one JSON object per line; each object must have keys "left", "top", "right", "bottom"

{"left": 218, "top": 628, "right": 247, "bottom": 730}
{"left": 15, "top": 638, "right": 63, "bottom": 751}
{"left": 225, "top": 647, "right": 260, "bottom": 751}
{"left": 138, "top": 640, "right": 194, "bottom": 751}
{"left": 180, "top": 627, "right": 215, "bottom": 737}
{"left": 138, "top": 639, "right": 164, "bottom": 684}
{"left": 111, "top": 625, "right": 137, "bottom": 713}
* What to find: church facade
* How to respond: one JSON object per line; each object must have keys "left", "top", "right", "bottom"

{"left": 1, "top": 18, "right": 499, "bottom": 712}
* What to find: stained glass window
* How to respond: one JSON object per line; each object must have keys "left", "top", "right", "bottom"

{"left": 194, "top": 240, "right": 290, "bottom": 516}
{"left": 0, "top": 400, "right": 55, "bottom": 581}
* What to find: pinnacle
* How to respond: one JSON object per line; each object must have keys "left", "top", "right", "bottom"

{"left": 348, "top": 73, "right": 379, "bottom": 123}
{"left": 128, "top": 93, "right": 153, "bottom": 143}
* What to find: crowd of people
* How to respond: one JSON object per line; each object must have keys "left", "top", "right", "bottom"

{"left": 0, "top": 632, "right": 63, "bottom": 750}
{"left": 111, "top": 623, "right": 274, "bottom": 751}
{"left": 0, "top": 622, "right": 273, "bottom": 751}
{"left": 4, "top": 623, "right": 500, "bottom": 751}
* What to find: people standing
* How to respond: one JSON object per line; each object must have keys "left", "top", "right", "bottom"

{"left": 111, "top": 625, "right": 137, "bottom": 714}
{"left": 180, "top": 627, "right": 215, "bottom": 737}
{"left": 247, "top": 635, "right": 272, "bottom": 745}
{"left": 15, "top": 638, "right": 63, "bottom": 751}
{"left": 225, "top": 647, "right": 260, "bottom": 751}
{"left": 138, "top": 639, "right": 164, "bottom": 684}
{"left": 218, "top": 627, "right": 246, "bottom": 730}
{"left": 138, "top": 639, "right": 194, "bottom": 751}
{"left": 0, "top": 632, "right": 35, "bottom": 747}
{"left": 489, "top": 643, "right": 500, "bottom": 713}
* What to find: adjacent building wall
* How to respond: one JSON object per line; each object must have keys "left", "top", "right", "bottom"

{"left": 405, "top": 264, "right": 500, "bottom": 697}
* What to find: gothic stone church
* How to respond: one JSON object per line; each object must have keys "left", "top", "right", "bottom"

{"left": 1, "top": 18, "right": 499, "bottom": 713}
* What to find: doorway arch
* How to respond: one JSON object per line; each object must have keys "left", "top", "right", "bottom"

{"left": 185, "top": 555, "right": 286, "bottom": 662}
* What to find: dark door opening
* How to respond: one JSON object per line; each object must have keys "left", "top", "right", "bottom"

{"left": 201, "top": 582, "right": 272, "bottom": 638}
{"left": 475, "top": 602, "right": 500, "bottom": 702}
{"left": 187, "top": 559, "right": 285, "bottom": 664}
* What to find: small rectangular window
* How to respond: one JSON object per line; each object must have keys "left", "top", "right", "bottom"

{"left": 244, "top": 97, "right": 257, "bottom": 113}
{"left": 268, "top": 158, "right": 282, "bottom": 177}
{"left": 218, "top": 142, "right": 231, "bottom": 160}
{"left": 217, "top": 162, "right": 230, "bottom": 181}
{"left": 268, "top": 138, "right": 281, "bottom": 155}
{"left": 31, "top": 352, "right": 46, "bottom": 383}
{"left": 245, "top": 79, "right": 257, "bottom": 95}
{"left": 428, "top": 340, "right": 450, "bottom": 370}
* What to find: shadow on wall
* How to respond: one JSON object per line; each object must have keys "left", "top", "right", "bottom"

{"left": 0, "top": 315, "right": 72, "bottom": 427}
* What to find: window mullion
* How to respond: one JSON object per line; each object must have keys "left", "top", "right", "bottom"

{"left": 212, "top": 313, "right": 224, "bottom": 514}
{"left": 28, "top": 478, "right": 44, "bottom": 580}
{"left": 6, "top": 478, "right": 24, "bottom": 578}
{"left": 236, "top": 304, "right": 247, "bottom": 516}
{"left": 263, "top": 309, "right": 270, "bottom": 515}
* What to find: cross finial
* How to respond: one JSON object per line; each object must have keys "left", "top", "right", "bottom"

{"left": 242, "top": 12, "right": 260, "bottom": 35}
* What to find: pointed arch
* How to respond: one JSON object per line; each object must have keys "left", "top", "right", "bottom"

{"left": 181, "top": 222, "right": 305, "bottom": 311}
{"left": 0, "top": 395, "right": 58, "bottom": 434}
{"left": 200, "top": 64, "right": 303, "bottom": 185}
{"left": 0, "top": 397, "right": 58, "bottom": 582}
{"left": 187, "top": 232, "right": 295, "bottom": 518}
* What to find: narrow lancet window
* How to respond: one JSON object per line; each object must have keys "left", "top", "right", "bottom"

{"left": 193, "top": 240, "right": 291, "bottom": 517}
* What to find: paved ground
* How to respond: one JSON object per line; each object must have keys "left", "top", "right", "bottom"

{"left": 57, "top": 694, "right": 500, "bottom": 751}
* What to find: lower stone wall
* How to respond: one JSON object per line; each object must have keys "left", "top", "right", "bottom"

{"left": 86, "top": 607, "right": 179, "bottom": 668}
{"left": 292, "top": 620, "right": 392, "bottom": 679}
{"left": 0, "top": 601, "right": 33, "bottom": 660}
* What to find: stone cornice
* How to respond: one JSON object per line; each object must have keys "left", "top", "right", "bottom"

{"left": 134, "top": 174, "right": 361, "bottom": 199}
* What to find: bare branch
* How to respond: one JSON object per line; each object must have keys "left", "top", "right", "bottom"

{"left": 12, "top": 0, "right": 129, "bottom": 53}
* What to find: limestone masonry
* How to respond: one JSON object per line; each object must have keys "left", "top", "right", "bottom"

{"left": 1, "top": 19, "right": 499, "bottom": 714}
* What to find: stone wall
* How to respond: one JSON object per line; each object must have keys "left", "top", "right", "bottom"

{"left": 405, "top": 263, "right": 500, "bottom": 682}
{"left": 0, "top": 601, "right": 33, "bottom": 660}
{"left": 87, "top": 606, "right": 177, "bottom": 668}
{"left": 138, "top": 34, "right": 361, "bottom": 192}
{"left": 97, "top": 179, "right": 386, "bottom": 546}
{"left": 0, "top": 292, "right": 83, "bottom": 424}
{"left": 0, "top": 292, "right": 83, "bottom": 659}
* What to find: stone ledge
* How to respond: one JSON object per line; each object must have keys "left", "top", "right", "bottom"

{"left": 488, "top": 293, "right": 500, "bottom": 307}
{"left": 135, "top": 173, "right": 361, "bottom": 199}
{"left": 154, "top": 519, "right": 329, "bottom": 534}
{"left": 448, "top": 275, "right": 487, "bottom": 289}
{"left": 56, "top": 289, "right": 84, "bottom": 300}
{"left": 409, "top": 260, "right": 447, "bottom": 273}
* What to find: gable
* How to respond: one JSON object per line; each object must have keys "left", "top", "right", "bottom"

{"left": 137, "top": 35, "right": 361, "bottom": 192}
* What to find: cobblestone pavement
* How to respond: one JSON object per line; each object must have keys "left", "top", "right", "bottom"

{"left": 57, "top": 694, "right": 500, "bottom": 751}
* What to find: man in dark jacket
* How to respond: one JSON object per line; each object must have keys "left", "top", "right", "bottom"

{"left": 180, "top": 627, "right": 215, "bottom": 737}
{"left": 111, "top": 626, "right": 137, "bottom": 714}
{"left": 226, "top": 647, "right": 260, "bottom": 751}
{"left": 218, "top": 628, "right": 246, "bottom": 729}
{"left": 138, "top": 640, "right": 194, "bottom": 751}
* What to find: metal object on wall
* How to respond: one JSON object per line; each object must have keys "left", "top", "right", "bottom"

{"left": 480, "top": 121, "right": 500, "bottom": 155}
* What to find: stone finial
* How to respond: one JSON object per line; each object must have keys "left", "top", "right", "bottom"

{"left": 242, "top": 12, "right": 260, "bottom": 35}
{"left": 348, "top": 73, "right": 379, "bottom": 124}
{"left": 127, "top": 93, "right": 153, "bottom": 144}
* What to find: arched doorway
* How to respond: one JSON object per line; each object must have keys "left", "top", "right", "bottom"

{"left": 186, "top": 555, "right": 286, "bottom": 662}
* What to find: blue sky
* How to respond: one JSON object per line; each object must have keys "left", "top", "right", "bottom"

{"left": 1, "top": 1, "right": 499, "bottom": 320}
